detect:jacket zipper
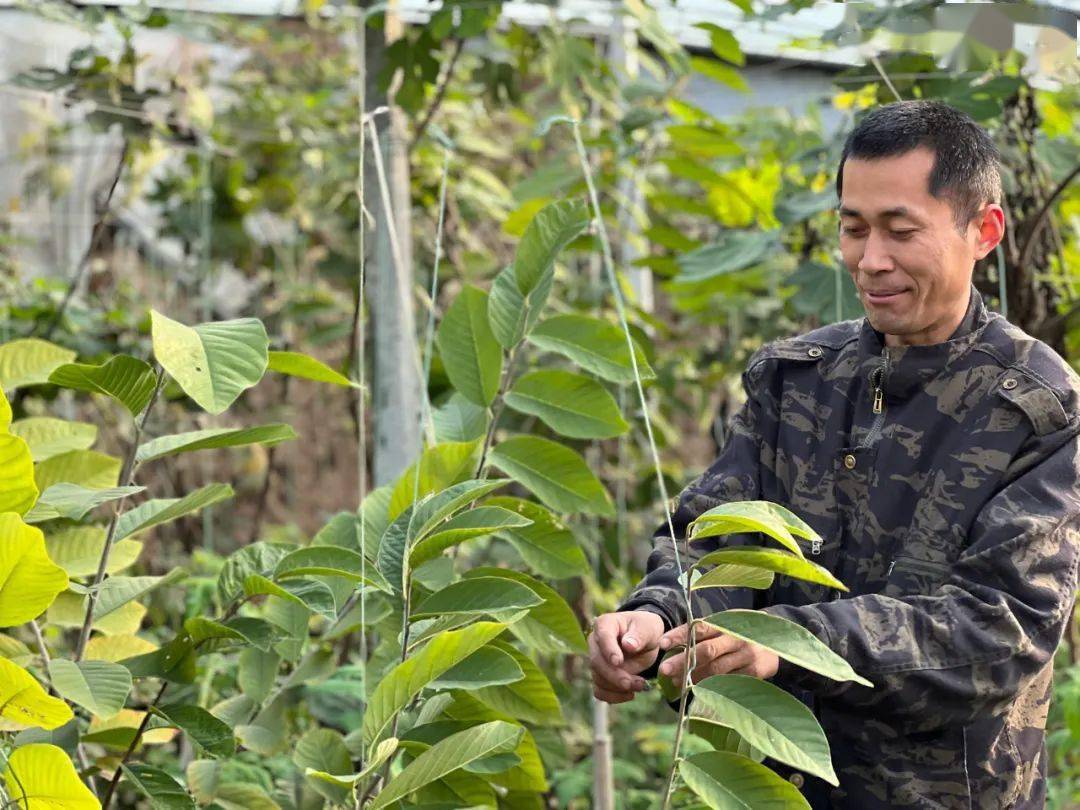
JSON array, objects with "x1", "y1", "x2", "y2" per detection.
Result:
[{"x1": 861, "y1": 346, "x2": 889, "y2": 447}]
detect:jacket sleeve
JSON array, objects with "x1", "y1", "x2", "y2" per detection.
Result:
[
  {"x1": 617, "y1": 362, "x2": 770, "y2": 640},
  {"x1": 763, "y1": 430, "x2": 1080, "y2": 732}
]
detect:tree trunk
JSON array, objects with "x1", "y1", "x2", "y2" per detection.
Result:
[{"x1": 364, "y1": 0, "x2": 423, "y2": 487}]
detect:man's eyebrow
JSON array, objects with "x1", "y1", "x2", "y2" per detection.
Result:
[{"x1": 838, "y1": 205, "x2": 921, "y2": 221}]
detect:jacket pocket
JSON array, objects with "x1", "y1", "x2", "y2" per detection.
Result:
[{"x1": 883, "y1": 554, "x2": 952, "y2": 598}]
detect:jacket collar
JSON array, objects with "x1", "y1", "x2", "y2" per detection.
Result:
[{"x1": 856, "y1": 283, "x2": 990, "y2": 402}]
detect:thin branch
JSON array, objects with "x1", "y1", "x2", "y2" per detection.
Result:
[
  {"x1": 1018, "y1": 162, "x2": 1080, "y2": 274},
  {"x1": 101, "y1": 680, "x2": 169, "y2": 808},
  {"x1": 73, "y1": 366, "x2": 166, "y2": 662},
  {"x1": 410, "y1": 37, "x2": 464, "y2": 150},
  {"x1": 37, "y1": 140, "x2": 129, "y2": 341}
]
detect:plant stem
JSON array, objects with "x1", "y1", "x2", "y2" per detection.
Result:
[
  {"x1": 474, "y1": 346, "x2": 518, "y2": 480},
  {"x1": 410, "y1": 37, "x2": 464, "y2": 151},
  {"x1": 101, "y1": 680, "x2": 169, "y2": 808},
  {"x1": 73, "y1": 366, "x2": 166, "y2": 663}
]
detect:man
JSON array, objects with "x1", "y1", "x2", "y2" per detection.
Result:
[{"x1": 589, "y1": 99, "x2": 1080, "y2": 808}]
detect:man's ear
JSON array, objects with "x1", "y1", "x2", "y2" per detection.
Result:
[{"x1": 972, "y1": 203, "x2": 1005, "y2": 261}]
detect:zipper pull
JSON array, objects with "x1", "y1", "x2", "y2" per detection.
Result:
[
  {"x1": 873, "y1": 387, "x2": 883, "y2": 414},
  {"x1": 811, "y1": 538, "x2": 821, "y2": 555},
  {"x1": 887, "y1": 560, "x2": 896, "y2": 576}
]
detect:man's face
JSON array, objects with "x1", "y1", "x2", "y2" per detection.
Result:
[{"x1": 837, "y1": 147, "x2": 1003, "y2": 346}]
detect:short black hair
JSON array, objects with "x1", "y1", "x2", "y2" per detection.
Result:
[{"x1": 836, "y1": 100, "x2": 1002, "y2": 230}]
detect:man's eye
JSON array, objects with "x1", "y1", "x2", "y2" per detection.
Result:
[
  {"x1": 841, "y1": 227, "x2": 866, "y2": 237},
  {"x1": 891, "y1": 230, "x2": 917, "y2": 238}
]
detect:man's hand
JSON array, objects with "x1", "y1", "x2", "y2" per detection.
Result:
[
  {"x1": 588, "y1": 610, "x2": 665, "y2": 704},
  {"x1": 658, "y1": 621, "x2": 779, "y2": 683}
]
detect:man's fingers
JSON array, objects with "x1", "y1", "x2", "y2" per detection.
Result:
[
  {"x1": 660, "y1": 620, "x2": 721, "y2": 651},
  {"x1": 588, "y1": 632, "x2": 648, "y2": 692},
  {"x1": 658, "y1": 635, "x2": 746, "y2": 680},
  {"x1": 591, "y1": 614, "x2": 625, "y2": 667},
  {"x1": 621, "y1": 612, "x2": 662, "y2": 655},
  {"x1": 594, "y1": 686, "x2": 634, "y2": 704},
  {"x1": 691, "y1": 645, "x2": 754, "y2": 683}
]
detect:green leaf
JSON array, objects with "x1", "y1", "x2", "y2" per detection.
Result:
[
  {"x1": 0, "y1": 513, "x2": 68, "y2": 627},
  {"x1": 9, "y1": 418, "x2": 97, "y2": 462},
  {"x1": 436, "y1": 286, "x2": 502, "y2": 407},
  {"x1": 485, "y1": 497, "x2": 588, "y2": 579},
  {"x1": 0, "y1": 658, "x2": 73, "y2": 730},
  {"x1": 488, "y1": 436, "x2": 613, "y2": 517},
  {"x1": 238, "y1": 648, "x2": 280, "y2": 704},
  {"x1": 0, "y1": 388, "x2": 10, "y2": 430},
  {"x1": 294, "y1": 728, "x2": 353, "y2": 805},
  {"x1": 2, "y1": 744, "x2": 98, "y2": 808},
  {"x1": 155, "y1": 703, "x2": 236, "y2": 757},
  {"x1": 690, "y1": 55, "x2": 749, "y2": 92},
  {"x1": 513, "y1": 199, "x2": 590, "y2": 295},
  {"x1": 679, "y1": 750, "x2": 810, "y2": 810},
  {"x1": 216, "y1": 542, "x2": 293, "y2": 605},
  {"x1": 674, "y1": 231, "x2": 776, "y2": 286},
  {"x1": 150, "y1": 310, "x2": 269, "y2": 414},
  {"x1": 47, "y1": 659, "x2": 131, "y2": 719},
  {"x1": 370, "y1": 721, "x2": 524, "y2": 810},
  {"x1": 429, "y1": 647, "x2": 525, "y2": 690},
  {"x1": 34, "y1": 449, "x2": 120, "y2": 492},
  {"x1": 242, "y1": 575, "x2": 336, "y2": 620},
  {"x1": 693, "y1": 675, "x2": 836, "y2": 784},
  {"x1": 267, "y1": 350, "x2": 359, "y2": 388},
  {"x1": 0, "y1": 434, "x2": 38, "y2": 515},
  {"x1": 689, "y1": 501, "x2": 805, "y2": 558},
  {"x1": 703, "y1": 610, "x2": 873, "y2": 687},
  {"x1": 93, "y1": 570, "x2": 186, "y2": 620},
  {"x1": 527, "y1": 314, "x2": 654, "y2": 384},
  {"x1": 432, "y1": 394, "x2": 489, "y2": 443},
  {"x1": 114, "y1": 483, "x2": 235, "y2": 542},
  {"x1": 121, "y1": 637, "x2": 196, "y2": 684},
  {"x1": 48, "y1": 355, "x2": 157, "y2": 416},
  {"x1": 275, "y1": 546, "x2": 390, "y2": 591},
  {"x1": 121, "y1": 764, "x2": 196, "y2": 810},
  {"x1": 362, "y1": 621, "x2": 506, "y2": 748},
  {"x1": 487, "y1": 264, "x2": 552, "y2": 350},
  {"x1": 504, "y1": 370, "x2": 628, "y2": 439},
  {"x1": 443, "y1": 694, "x2": 548, "y2": 792},
  {"x1": 135, "y1": 425, "x2": 296, "y2": 465},
  {"x1": 774, "y1": 188, "x2": 836, "y2": 227},
  {"x1": 378, "y1": 479, "x2": 510, "y2": 596},
  {"x1": 184, "y1": 616, "x2": 282, "y2": 652},
  {"x1": 694, "y1": 22, "x2": 745, "y2": 65},
  {"x1": 464, "y1": 567, "x2": 587, "y2": 654},
  {"x1": 23, "y1": 484, "x2": 143, "y2": 523},
  {"x1": 471, "y1": 641, "x2": 563, "y2": 726},
  {"x1": 387, "y1": 440, "x2": 483, "y2": 522},
  {"x1": 692, "y1": 564, "x2": 774, "y2": 590},
  {"x1": 694, "y1": 547, "x2": 846, "y2": 591},
  {"x1": 0, "y1": 339, "x2": 76, "y2": 390},
  {"x1": 413, "y1": 577, "x2": 543, "y2": 621},
  {"x1": 409, "y1": 507, "x2": 532, "y2": 568}
]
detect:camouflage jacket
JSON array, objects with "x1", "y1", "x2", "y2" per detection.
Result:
[{"x1": 619, "y1": 285, "x2": 1080, "y2": 809}]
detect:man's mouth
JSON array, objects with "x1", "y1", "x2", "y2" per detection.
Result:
[{"x1": 863, "y1": 289, "x2": 909, "y2": 304}]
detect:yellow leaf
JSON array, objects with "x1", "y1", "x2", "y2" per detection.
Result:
[
  {"x1": 0, "y1": 657, "x2": 72, "y2": 730},
  {"x1": 47, "y1": 593, "x2": 145, "y2": 636},
  {"x1": 0, "y1": 388, "x2": 11, "y2": 431},
  {"x1": 0, "y1": 514, "x2": 68, "y2": 627},
  {"x1": 3, "y1": 743, "x2": 99, "y2": 809},
  {"x1": 0, "y1": 433, "x2": 37, "y2": 516},
  {"x1": 88, "y1": 708, "x2": 177, "y2": 745},
  {"x1": 84, "y1": 634, "x2": 157, "y2": 663}
]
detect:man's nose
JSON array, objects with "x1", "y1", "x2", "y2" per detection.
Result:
[{"x1": 858, "y1": 229, "x2": 894, "y2": 273}]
